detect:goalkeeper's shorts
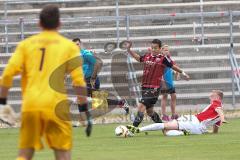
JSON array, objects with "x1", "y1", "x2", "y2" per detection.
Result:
[{"x1": 19, "y1": 111, "x2": 72, "y2": 150}]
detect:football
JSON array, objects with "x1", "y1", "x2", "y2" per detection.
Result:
[{"x1": 115, "y1": 125, "x2": 131, "y2": 138}]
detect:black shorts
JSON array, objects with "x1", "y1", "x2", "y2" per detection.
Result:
[
  {"x1": 85, "y1": 77, "x2": 101, "y2": 96},
  {"x1": 139, "y1": 87, "x2": 160, "y2": 109},
  {"x1": 160, "y1": 87, "x2": 176, "y2": 94}
]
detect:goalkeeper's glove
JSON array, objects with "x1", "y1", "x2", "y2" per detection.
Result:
[{"x1": 0, "y1": 98, "x2": 15, "y2": 127}]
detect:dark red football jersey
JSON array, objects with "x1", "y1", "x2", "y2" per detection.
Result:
[{"x1": 140, "y1": 53, "x2": 173, "y2": 88}]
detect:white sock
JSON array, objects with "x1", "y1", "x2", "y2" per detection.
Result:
[
  {"x1": 139, "y1": 123, "x2": 164, "y2": 132},
  {"x1": 165, "y1": 130, "x2": 184, "y2": 136}
]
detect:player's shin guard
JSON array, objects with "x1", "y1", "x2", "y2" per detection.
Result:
[
  {"x1": 133, "y1": 111, "x2": 144, "y2": 127},
  {"x1": 150, "y1": 112, "x2": 162, "y2": 123}
]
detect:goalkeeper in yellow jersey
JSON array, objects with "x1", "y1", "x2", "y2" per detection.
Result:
[{"x1": 0, "y1": 5, "x2": 91, "y2": 160}]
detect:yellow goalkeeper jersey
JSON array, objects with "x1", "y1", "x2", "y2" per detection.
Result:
[{"x1": 0, "y1": 30, "x2": 86, "y2": 112}]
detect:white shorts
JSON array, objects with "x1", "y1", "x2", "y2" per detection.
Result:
[{"x1": 177, "y1": 115, "x2": 204, "y2": 135}]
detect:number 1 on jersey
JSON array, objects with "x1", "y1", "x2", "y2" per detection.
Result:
[{"x1": 39, "y1": 48, "x2": 45, "y2": 71}]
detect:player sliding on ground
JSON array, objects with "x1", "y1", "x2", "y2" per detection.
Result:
[
  {"x1": 126, "y1": 39, "x2": 190, "y2": 127},
  {"x1": 127, "y1": 90, "x2": 227, "y2": 136}
]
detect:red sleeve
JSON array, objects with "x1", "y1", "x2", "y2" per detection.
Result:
[
  {"x1": 212, "y1": 100, "x2": 222, "y2": 110},
  {"x1": 167, "y1": 55, "x2": 176, "y2": 65}
]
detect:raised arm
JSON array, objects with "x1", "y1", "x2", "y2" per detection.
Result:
[{"x1": 126, "y1": 41, "x2": 141, "y2": 62}]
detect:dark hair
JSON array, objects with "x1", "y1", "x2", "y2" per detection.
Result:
[
  {"x1": 72, "y1": 38, "x2": 81, "y2": 43},
  {"x1": 151, "y1": 39, "x2": 162, "y2": 48},
  {"x1": 40, "y1": 5, "x2": 60, "y2": 29}
]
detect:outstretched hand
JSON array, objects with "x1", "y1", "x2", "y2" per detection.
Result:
[{"x1": 182, "y1": 72, "x2": 190, "y2": 81}]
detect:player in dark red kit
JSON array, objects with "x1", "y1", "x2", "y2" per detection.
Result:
[{"x1": 126, "y1": 39, "x2": 190, "y2": 127}]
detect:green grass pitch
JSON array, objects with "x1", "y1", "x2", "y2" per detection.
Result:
[{"x1": 0, "y1": 119, "x2": 240, "y2": 160}]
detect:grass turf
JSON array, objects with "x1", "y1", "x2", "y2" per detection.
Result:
[{"x1": 0, "y1": 119, "x2": 240, "y2": 160}]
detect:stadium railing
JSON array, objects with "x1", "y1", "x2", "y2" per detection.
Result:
[{"x1": 0, "y1": 9, "x2": 240, "y2": 124}]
